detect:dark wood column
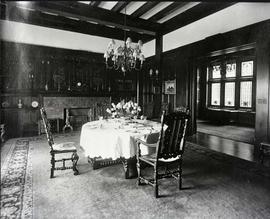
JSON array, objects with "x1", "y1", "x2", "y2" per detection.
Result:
[
  {"x1": 255, "y1": 35, "x2": 270, "y2": 151},
  {"x1": 188, "y1": 58, "x2": 197, "y2": 135},
  {"x1": 154, "y1": 33, "x2": 163, "y2": 117}
]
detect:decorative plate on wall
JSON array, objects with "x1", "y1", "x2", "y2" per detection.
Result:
[
  {"x1": 1, "y1": 101, "x2": 10, "y2": 108},
  {"x1": 31, "y1": 101, "x2": 39, "y2": 108}
]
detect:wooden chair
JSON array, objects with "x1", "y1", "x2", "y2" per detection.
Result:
[
  {"x1": 259, "y1": 142, "x2": 270, "y2": 164},
  {"x1": 136, "y1": 111, "x2": 190, "y2": 198},
  {"x1": 40, "y1": 107, "x2": 79, "y2": 178},
  {"x1": 174, "y1": 106, "x2": 189, "y2": 114}
]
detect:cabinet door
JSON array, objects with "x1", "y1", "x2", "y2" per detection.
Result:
[
  {"x1": 3, "y1": 110, "x2": 19, "y2": 138},
  {"x1": 18, "y1": 109, "x2": 39, "y2": 137}
]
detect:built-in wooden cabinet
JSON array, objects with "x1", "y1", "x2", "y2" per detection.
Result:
[
  {"x1": 1, "y1": 42, "x2": 138, "y2": 103},
  {"x1": 1, "y1": 42, "x2": 109, "y2": 96},
  {"x1": 1, "y1": 42, "x2": 139, "y2": 137},
  {"x1": 1, "y1": 108, "x2": 39, "y2": 138},
  {"x1": 139, "y1": 58, "x2": 162, "y2": 118}
]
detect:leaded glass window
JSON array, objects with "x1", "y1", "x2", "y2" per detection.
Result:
[
  {"x1": 241, "y1": 61, "x2": 253, "y2": 76},
  {"x1": 211, "y1": 83, "x2": 220, "y2": 106},
  {"x1": 226, "y1": 63, "x2": 236, "y2": 78},
  {"x1": 240, "y1": 81, "x2": 252, "y2": 107},
  {"x1": 224, "y1": 82, "x2": 235, "y2": 106},
  {"x1": 207, "y1": 56, "x2": 254, "y2": 110},
  {"x1": 212, "y1": 65, "x2": 221, "y2": 78}
]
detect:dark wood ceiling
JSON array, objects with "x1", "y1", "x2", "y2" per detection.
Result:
[{"x1": 1, "y1": 1, "x2": 235, "y2": 43}]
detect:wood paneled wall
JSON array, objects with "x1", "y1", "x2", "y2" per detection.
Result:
[
  {"x1": 1, "y1": 42, "x2": 107, "y2": 95},
  {"x1": 255, "y1": 33, "x2": 270, "y2": 144},
  {"x1": 0, "y1": 42, "x2": 138, "y2": 137}
]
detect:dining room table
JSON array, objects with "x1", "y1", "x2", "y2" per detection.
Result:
[{"x1": 79, "y1": 117, "x2": 161, "y2": 178}]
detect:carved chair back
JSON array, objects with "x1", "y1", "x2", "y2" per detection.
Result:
[
  {"x1": 156, "y1": 111, "x2": 189, "y2": 160},
  {"x1": 174, "y1": 106, "x2": 189, "y2": 114},
  {"x1": 40, "y1": 107, "x2": 54, "y2": 148}
]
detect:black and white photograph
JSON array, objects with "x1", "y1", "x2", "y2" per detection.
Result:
[{"x1": 1, "y1": 1, "x2": 270, "y2": 218}]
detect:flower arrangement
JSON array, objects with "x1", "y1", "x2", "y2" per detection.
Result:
[
  {"x1": 106, "y1": 100, "x2": 125, "y2": 118},
  {"x1": 106, "y1": 100, "x2": 141, "y2": 118},
  {"x1": 123, "y1": 100, "x2": 141, "y2": 117}
]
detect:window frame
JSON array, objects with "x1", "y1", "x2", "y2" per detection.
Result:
[
  {"x1": 239, "y1": 57, "x2": 255, "y2": 110},
  {"x1": 207, "y1": 55, "x2": 255, "y2": 111}
]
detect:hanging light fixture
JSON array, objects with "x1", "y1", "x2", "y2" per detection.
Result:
[{"x1": 104, "y1": 6, "x2": 145, "y2": 73}]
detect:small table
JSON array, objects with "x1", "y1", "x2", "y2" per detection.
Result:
[
  {"x1": 259, "y1": 142, "x2": 270, "y2": 164},
  {"x1": 80, "y1": 118, "x2": 161, "y2": 178}
]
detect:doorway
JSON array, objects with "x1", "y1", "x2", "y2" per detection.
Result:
[{"x1": 195, "y1": 58, "x2": 255, "y2": 145}]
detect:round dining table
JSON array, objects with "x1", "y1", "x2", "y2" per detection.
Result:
[{"x1": 79, "y1": 118, "x2": 161, "y2": 178}]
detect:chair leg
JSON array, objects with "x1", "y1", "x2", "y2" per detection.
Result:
[
  {"x1": 178, "y1": 158, "x2": 182, "y2": 190},
  {"x1": 123, "y1": 159, "x2": 129, "y2": 179},
  {"x1": 50, "y1": 152, "x2": 55, "y2": 178},
  {"x1": 154, "y1": 166, "x2": 159, "y2": 198},
  {"x1": 72, "y1": 152, "x2": 79, "y2": 175},
  {"x1": 137, "y1": 158, "x2": 141, "y2": 185},
  {"x1": 259, "y1": 145, "x2": 264, "y2": 164}
]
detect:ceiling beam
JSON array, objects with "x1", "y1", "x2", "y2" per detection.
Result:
[
  {"x1": 111, "y1": 1, "x2": 129, "y2": 12},
  {"x1": 161, "y1": 2, "x2": 236, "y2": 35},
  {"x1": 148, "y1": 2, "x2": 188, "y2": 22},
  {"x1": 89, "y1": 1, "x2": 100, "y2": 7},
  {"x1": 8, "y1": 1, "x2": 160, "y2": 36},
  {"x1": 1, "y1": 4, "x2": 154, "y2": 43},
  {"x1": 131, "y1": 2, "x2": 159, "y2": 18}
]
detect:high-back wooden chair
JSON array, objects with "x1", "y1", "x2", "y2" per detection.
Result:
[
  {"x1": 40, "y1": 107, "x2": 79, "y2": 178},
  {"x1": 136, "y1": 111, "x2": 190, "y2": 198}
]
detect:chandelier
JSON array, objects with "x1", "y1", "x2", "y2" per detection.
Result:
[{"x1": 104, "y1": 7, "x2": 145, "y2": 73}]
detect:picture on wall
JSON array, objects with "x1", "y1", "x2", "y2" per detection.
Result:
[{"x1": 164, "y1": 80, "x2": 176, "y2": 94}]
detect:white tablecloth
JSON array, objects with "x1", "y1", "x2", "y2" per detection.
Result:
[{"x1": 79, "y1": 118, "x2": 161, "y2": 159}]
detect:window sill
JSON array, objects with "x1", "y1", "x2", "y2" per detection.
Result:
[{"x1": 207, "y1": 107, "x2": 255, "y2": 113}]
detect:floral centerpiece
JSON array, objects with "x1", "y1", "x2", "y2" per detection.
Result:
[
  {"x1": 123, "y1": 100, "x2": 141, "y2": 118},
  {"x1": 106, "y1": 100, "x2": 141, "y2": 118}
]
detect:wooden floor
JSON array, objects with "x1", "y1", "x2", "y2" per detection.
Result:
[
  {"x1": 187, "y1": 132, "x2": 257, "y2": 163},
  {"x1": 196, "y1": 119, "x2": 255, "y2": 144}
]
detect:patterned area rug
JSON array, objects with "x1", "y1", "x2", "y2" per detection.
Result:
[
  {"x1": 1, "y1": 132, "x2": 270, "y2": 218},
  {"x1": 0, "y1": 132, "x2": 79, "y2": 219},
  {"x1": 1, "y1": 139, "x2": 33, "y2": 218}
]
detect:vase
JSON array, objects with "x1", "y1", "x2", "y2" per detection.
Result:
[{"x1": 18, "y1": 99, "x2": 23, "y2": 109}]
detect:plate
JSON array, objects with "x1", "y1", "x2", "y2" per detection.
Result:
[
  {"x1": 31, "y1": 101, "x2": 39, "y2": 108},
  {"x1": 1, "y1": 101, "x2": 9, "y2": 108}
]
